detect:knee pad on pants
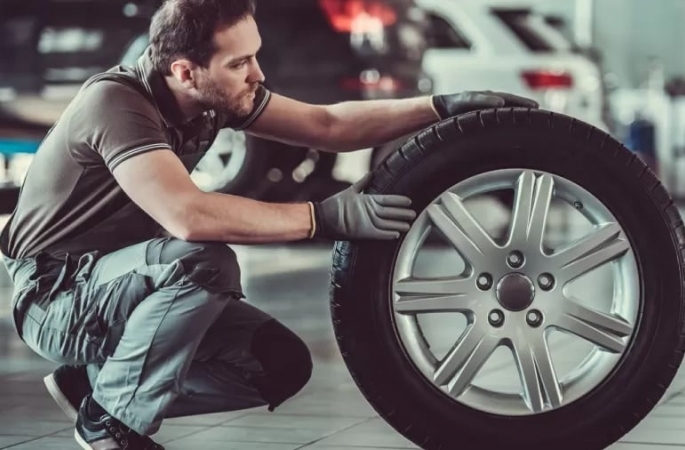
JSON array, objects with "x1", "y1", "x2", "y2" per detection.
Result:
[
  {"x1": 250, "y1": 319, "x2": 313, "y2": 410},
  {"x1": 147, "y1": 238, "x2": 242, "y2": 295}
]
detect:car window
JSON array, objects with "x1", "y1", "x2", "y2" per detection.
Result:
[
  {"x1": 424, "y1": 11, "x2": 471, "y2": 49},
  {"x1": 543, "y1": 14, "x2": 580, "y2": 50},
  {"x1": 491, "y1": 8, "x2": 559, "y2": 52}
]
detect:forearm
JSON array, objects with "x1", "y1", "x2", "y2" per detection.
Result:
[
  {"x1": 325, "y1": 96, "x2": 439, "y2": 152},
  {"x1": 179, "y1": 191, "x2": 313, "y2": 244}
]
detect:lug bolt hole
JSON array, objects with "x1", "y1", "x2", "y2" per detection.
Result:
[
  {"x1": 489, "y1": 309, "x2": 505, "y2": 327},
  {"x1": 538, "y1": 273, "x2": 555, "y2": 291},
  {"x1": 527, "y1": 310, "x2": 543, "y2": 327},
  {"x1": 507, "y1": 251, "x2": 524, "y2": 268},
  {"x1": 476, "y1": 273, "x2": 493, "y2": 290}
]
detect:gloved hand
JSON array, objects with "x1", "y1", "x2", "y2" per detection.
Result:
[
  {"x1": 310, "y1": 174, "x2": 416, "y2": 240},
  {"x1": 431, "y1": 91, "x2": 539, "y2": 120}
]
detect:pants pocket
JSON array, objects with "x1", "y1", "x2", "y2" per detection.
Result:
[{"x1": 25, "y1": 303, "x2": 47, "y2": 325}]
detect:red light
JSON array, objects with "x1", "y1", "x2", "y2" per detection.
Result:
[
  {"x1": 521, "y1": 70, "x2": 574, "y2": 90},
  {"x1": 319, "y1": 0, "x2": 397, "y2": 33}
]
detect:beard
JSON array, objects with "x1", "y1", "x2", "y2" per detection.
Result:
[{"x1": 195, "y1": 75, "x2": 257, "y2": 120}]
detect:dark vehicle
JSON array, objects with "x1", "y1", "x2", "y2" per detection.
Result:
[
  {"x1": 0, "y1": 0, "x2": 157, "y2": 127},
  {"x1": 0, "y1": 0, "x2": 432, "y2": 202}
]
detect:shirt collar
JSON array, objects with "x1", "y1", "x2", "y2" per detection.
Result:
[{"x1": 134, "y1": 46, "x2": 193, "y2": 128}]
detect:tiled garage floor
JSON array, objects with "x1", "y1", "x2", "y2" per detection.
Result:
[{"x1": 2, "y1": 201, "x2": 685, "y2": 449}]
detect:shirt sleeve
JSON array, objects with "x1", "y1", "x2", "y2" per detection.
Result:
[
  {"x1": 220, "y1": 84, "x2": 272, "y2": 130},
  {"x1": 69, "y1": 80, "x2": 172, "y2": 172}
]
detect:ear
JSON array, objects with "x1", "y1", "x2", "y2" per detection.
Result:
[{"x1": 169, "y1": 59, "x2": 197, "y2": 89}]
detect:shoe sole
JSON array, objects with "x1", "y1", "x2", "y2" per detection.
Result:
[
  {"x1": 44, "y1": 373, "x2": 79, "y2": 423},
  {"x1": 74, "y1": 428, "x2": 93, "y2": 450}
]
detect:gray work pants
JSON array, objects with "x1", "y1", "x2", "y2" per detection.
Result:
[{"x1": 4, "y1": 237, "x2": 312, "y2": 436}]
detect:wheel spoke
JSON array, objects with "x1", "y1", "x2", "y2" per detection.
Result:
[
  {"x1": 554, "y1": 301, "x2": 632, "y2": 353},
  {"x1": 196, "y1": 152, "x2": 224, "y2": 174},
  {"x1": 394, "y1": 277, "x2": 477, "y2": 314},
  {"x1": 551, "y1": 222, "x2": 629, "y2": 282},
  {"x1": 507, "y1": 171, "x2": 554, "y2": 250},
  {"x1": 395, "y1": 277, "x2": 475, "y2": 296},
  {"x1": 527, "y1": 174, "x2": 555, "y2": 250},
  {"x1": 508, "y1": 171, "x2": 536, "y2": 244},
  {"x1": 433, "y1": 326, "x2": 499, "y2": 396},
  {"x1": 427, "y1": 192, "x2": 496, "y2": 267},
  {"x1": 512, "y1": 335, "x2": 562, "y2": 413},
  {"x1": 554, "y1": 226, "x2": 629, "y2": 283}
]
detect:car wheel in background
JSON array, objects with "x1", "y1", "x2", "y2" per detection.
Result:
[{"x1": 191, "y1": 129, "x2": 334, "y2": 202}]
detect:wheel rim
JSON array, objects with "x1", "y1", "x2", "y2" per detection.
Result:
[
  {"x1": 391, "y1": 168, "x2": 640, "y2": 416},
  {"x1": 191, "y1": 129, "x2": 248, "y2": 192}
]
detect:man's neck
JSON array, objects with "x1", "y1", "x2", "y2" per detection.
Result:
[{"x1": 164, "y1": 75, "x2": 206, "y2": 124}]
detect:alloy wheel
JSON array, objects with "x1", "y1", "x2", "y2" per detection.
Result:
[{"x1": 391, "y1": 168, "x2": 640, "y2": 416}]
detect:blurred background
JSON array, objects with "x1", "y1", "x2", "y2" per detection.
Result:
[{"x1": 2, "y1": 0, "x2": 685, "y2": 210}]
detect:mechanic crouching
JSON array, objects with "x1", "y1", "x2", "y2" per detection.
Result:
[{"x1": 0, "y1": 1, "x2": 538, "y2": 448}]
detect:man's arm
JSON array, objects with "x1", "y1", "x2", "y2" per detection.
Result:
[
  {"x1": 113, "y1": 149, "x2": 416, "y2": 243},
  {"x1": 247, "y1": 93, "x2": 437, "y2": 153},
  {"x1": 112, "y1": 149, "x2": 313, "y2": 243},
  {"x1": 245, "y1": 91, "x2": 539, "y2": 153}
]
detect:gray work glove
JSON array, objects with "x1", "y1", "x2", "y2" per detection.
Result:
[
  {"x1": 431, "y1": 91, "x2": 539, "y2": 119},
  {"x1": 311, "y1": 174, "x2": 416, "y2": 240}
]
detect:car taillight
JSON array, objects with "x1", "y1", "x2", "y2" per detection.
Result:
[
  {"x1": 319, "y1": 0, "x2": 397, "y2": 33},
  {"x1": 521, "y1": 70, "x2": 574, "y2": 90}
]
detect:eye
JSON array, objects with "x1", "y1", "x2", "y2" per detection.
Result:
[{"x1": 232, "y1": 60, "x2": 248, "y2": 69}]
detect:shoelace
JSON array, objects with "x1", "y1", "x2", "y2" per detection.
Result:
[{"x1": 103, "y1": 419, "x2": 133, "y2": 449}]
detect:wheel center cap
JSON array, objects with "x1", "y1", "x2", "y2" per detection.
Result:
[{"x1": 496, "y1": 273, "x2": 535, "y2": 312}]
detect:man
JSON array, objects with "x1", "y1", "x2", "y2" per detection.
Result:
[{"x1": 0, "y1": 0, "x2": 538, "y2": 449}]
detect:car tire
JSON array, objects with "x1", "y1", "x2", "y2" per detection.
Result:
[
  {"x1": 370, "y1": 134, "x2": 416, "y2": 170},
  {"x1": 212, "y1": 135, "x2": 301, "y2": 198},
  {"x1": 329, "y1": 108, "x2": 685, "y2": 449},
  {"x1": 191, "y1": 130, "x2": 264, "y2": 195}
]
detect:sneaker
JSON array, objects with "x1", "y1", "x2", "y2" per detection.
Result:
[
  {"x1": 44, "y1": 365, "x2": 92, "y2": 423},
  {"x1": 74, "y1": 396, "x2": 164, "y2": 450}
]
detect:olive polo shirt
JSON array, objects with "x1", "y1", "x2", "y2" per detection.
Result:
[{"x1": 0, "y1": 47, "x2": 272, "y2": 260}]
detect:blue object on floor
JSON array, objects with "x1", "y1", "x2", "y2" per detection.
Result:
[{"x1": 626, "y1": 117, "x2": 656, "y2": 159}]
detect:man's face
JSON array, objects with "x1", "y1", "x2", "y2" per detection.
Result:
[{"x1": 193, "y1": 15, "x2": 265, "y2": 119}]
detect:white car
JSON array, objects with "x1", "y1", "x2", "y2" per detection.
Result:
[{"x1": 419, "y1": 0, "x2": 607, "y2": 129}]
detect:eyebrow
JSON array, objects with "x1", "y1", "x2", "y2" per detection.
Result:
[{"x1": 226, "y1": 45, "x2": 262, "y2": 65}]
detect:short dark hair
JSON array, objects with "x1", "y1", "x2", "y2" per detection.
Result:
[{"x1": 149, "y1": 0, "x2": 257, "y2": 75}]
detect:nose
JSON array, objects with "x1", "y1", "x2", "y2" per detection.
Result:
[{"x1": 249, "y1": 59, "x2": 266, "y2": 84}]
